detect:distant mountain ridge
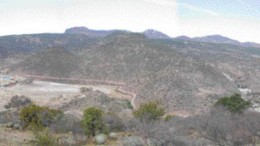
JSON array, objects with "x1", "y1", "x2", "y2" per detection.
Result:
[
  {"x1": 174, "y1": 35, "x2": 260, "y2": 48},
  {"x1": 0, "y1": 27, "x2": 259, "y2": 58},
  {"x1": 65, "y1": 26, "x2": 260, "y2": 47},
  {"x1": 194, "y1": 35, "x2": 240, "y2": 45},
  {"x1": 65, "y1": 27, "x2": 123, "y2": 38},
  {"x1": 65, "y1": 27, "x2": 170, "y2": 39},
  {"x1": 174, "y1": 36, "x2": 192, "y2": 41}
]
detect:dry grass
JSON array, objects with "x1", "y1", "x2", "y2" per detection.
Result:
[{"x1": 0, "y1": 127, "x2": 33, "y2": 146}]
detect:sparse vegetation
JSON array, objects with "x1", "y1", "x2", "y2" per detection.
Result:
[
  {"x1": 0, "y1": 93, "x2": 259, "y2": 145},
  {"x1": 1, "y1": 27, "x2": 260, "y2": 146},
  {"x1": 193, "y1": 107, "x2": 260, "y2": 146},
  {"x1": 104, "y1": 112, "x2": 125, "y2": 132},
  {"x1": 32, "y1": 128, "x2": 57, "y2": 146},
  {"x1": 49, "y1": 113, "x2": 83, "y2": 134},
  {"x1": 129, "y1": 100, "x2": 260, "y2": 146},
  {"x1": 4, "y1": 95, "x2": 32, "y2": 109}
]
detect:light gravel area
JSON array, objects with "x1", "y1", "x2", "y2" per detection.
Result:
[{"x1": 0, "y1": 80, "x2": 125, "y2": 110}]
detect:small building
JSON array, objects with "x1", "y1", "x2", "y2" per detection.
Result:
[
  {"x1": 0, "y1": 74, "x2": 16, "y2": 87},
  {"x1": 238, "y1": 88, "x2": 252, "y2": 94}
]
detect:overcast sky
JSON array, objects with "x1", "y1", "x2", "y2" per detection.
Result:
[{"x1": 0, "y1": 0, "x2": 260, "y2": 43}]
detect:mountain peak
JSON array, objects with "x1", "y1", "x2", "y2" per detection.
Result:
[
  {"x1": 174, "y1": 35, "x2": 192, "y2": 41},
  {"x1": 65, "y1": 27, "x2": 117, "y2": 38},
  {"x1": 193, "y1": 34, "x2": 240, "y2": 45},
  {"x1": 143, "y1": 29, "x2": 170, "y2": 39},
  {"x1": 65, "y1": 26, "x2": 89, "y2": 34}
]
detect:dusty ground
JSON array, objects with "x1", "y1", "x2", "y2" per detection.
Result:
[
  {"x1": 0, "y1": 78, "x2": 203, "y2": 117},
  {"x1": 0, "y1": 126, "x2": 126, "y2": 146},
  {"x1": 0, "y1": 80, "x2": 132, "y2": 111},
  {"x1": 0, "y1": 127, "x2": 33, "y2": 146}
]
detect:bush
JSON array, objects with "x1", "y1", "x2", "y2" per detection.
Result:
[
  {"x1": 133, "y1": 100, "x2": 165, "y2": 121},
  {"x1": 193, "y1": 108, "x2": 260, "y2": 146},
  {"x1": 4, "y1": 95, "x2": 32, "y2": 109},
  {"x1": 49, "y1": 113, "x2": 83, "y2": 134},
  {"x1": 128, "y1": 117, "x2": 204, "y2": 146},
  {"x1": 20, "y1": 104, "x2": 62, "y2": 129},
  {"x1": 33, "y1": 128, "x2": 57, "y2": 146},
  {"x1": 104, "y1": 112, "x2": 125, "y2": 132},
  {"x1": 79, "y1": 87, "x2": 93, "y2": 93},
  {"x1": 215, "y1": 93, "x2": 251, "y2": 113},
  {"x1": 81, "y1": 107, "x2": 107, "y2": 137},
  {"x1": 164, "y1": 115, "x2": 174, "y2": 122},
  {"x1": 126, "y1": 100, "x2": 133, "y2": 110}
]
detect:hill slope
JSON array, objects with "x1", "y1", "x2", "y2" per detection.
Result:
[
  {"x1": 11, "y1": 48, "x2": 83, "y2": 78},
  {"x1": 0, "y1": 33, "x2": 98, "y2": 56},
  {"x1": 9, "y1": 32, "x2": 254, "y2": 113},
  {"x1": 77, "y1": 32, "x2": 235, "y2": 112}
]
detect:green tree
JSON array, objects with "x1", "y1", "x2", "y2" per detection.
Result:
[
  {"x1": 133, "y1": 100, "x2": 165, "y2": 121},
  {"x1": 215, "y1": 93, "x2": 251, "y2": 113},
  {"x1": 81, "y1": 107, "x2": 107, "y2": 137},
  {"x1": 20, "y1": 104, "x2": 62, "y2": 129}
]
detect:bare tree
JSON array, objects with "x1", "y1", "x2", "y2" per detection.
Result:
[{"x1": 193, "y1": 107, "x2": 260, "y2": 146}]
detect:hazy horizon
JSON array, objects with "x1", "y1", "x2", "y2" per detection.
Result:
[{"x1": 0, "y1": 0, "x2": 260, "y2": 43}]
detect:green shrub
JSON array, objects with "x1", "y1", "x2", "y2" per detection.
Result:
[
  {"x1": 20, "y1": 104, "x2": 62, "y2": 129},
  {"x1": 133, "y1": 100, "x2": 165, "y2": 121},
  {"x1": 215, "y1": 93, "x2": 251, "y2": 113},
  {"x1": 164, "y1": 115, "x2": 174, "y2": 122},
  {"x1": 126, "y1": 100, "x2": 134, "y2": 110},
  {"x1": 81, "y1": 107, "x2": 107, "y2": 137},
  {"x1": 33, "y1": 128, "x2": 57, "y2": 146}
]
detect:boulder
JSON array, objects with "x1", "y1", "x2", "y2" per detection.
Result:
[
  {"x1": 13, "y1": 123, "x2": 21, "y2": 130},
  {"x1": 257, "y1": 131, "x2": 260, "y2": 136},
  {"x1": 6, "y1": 122, "x2": 14, "y2": 128},
  {"x1": 94, "y1": 134, "x2": 108, "y2": 145},
  {"x1": 109, "y1": 132, "x2": 118, "y2": 139},
  {"x1": 119, "y1": 136, "x2": 145, "y2": 146}
]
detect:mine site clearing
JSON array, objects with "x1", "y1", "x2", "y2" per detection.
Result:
[
  {"x1": 0, "y1": 74, "x2": 133, "y2": 111},
  {"x1": 5, "y1": 80, "x2": 117, "y2": 95},
  {"x1": 1, "y1": 73, "x2": 259, "y2": 116}
]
